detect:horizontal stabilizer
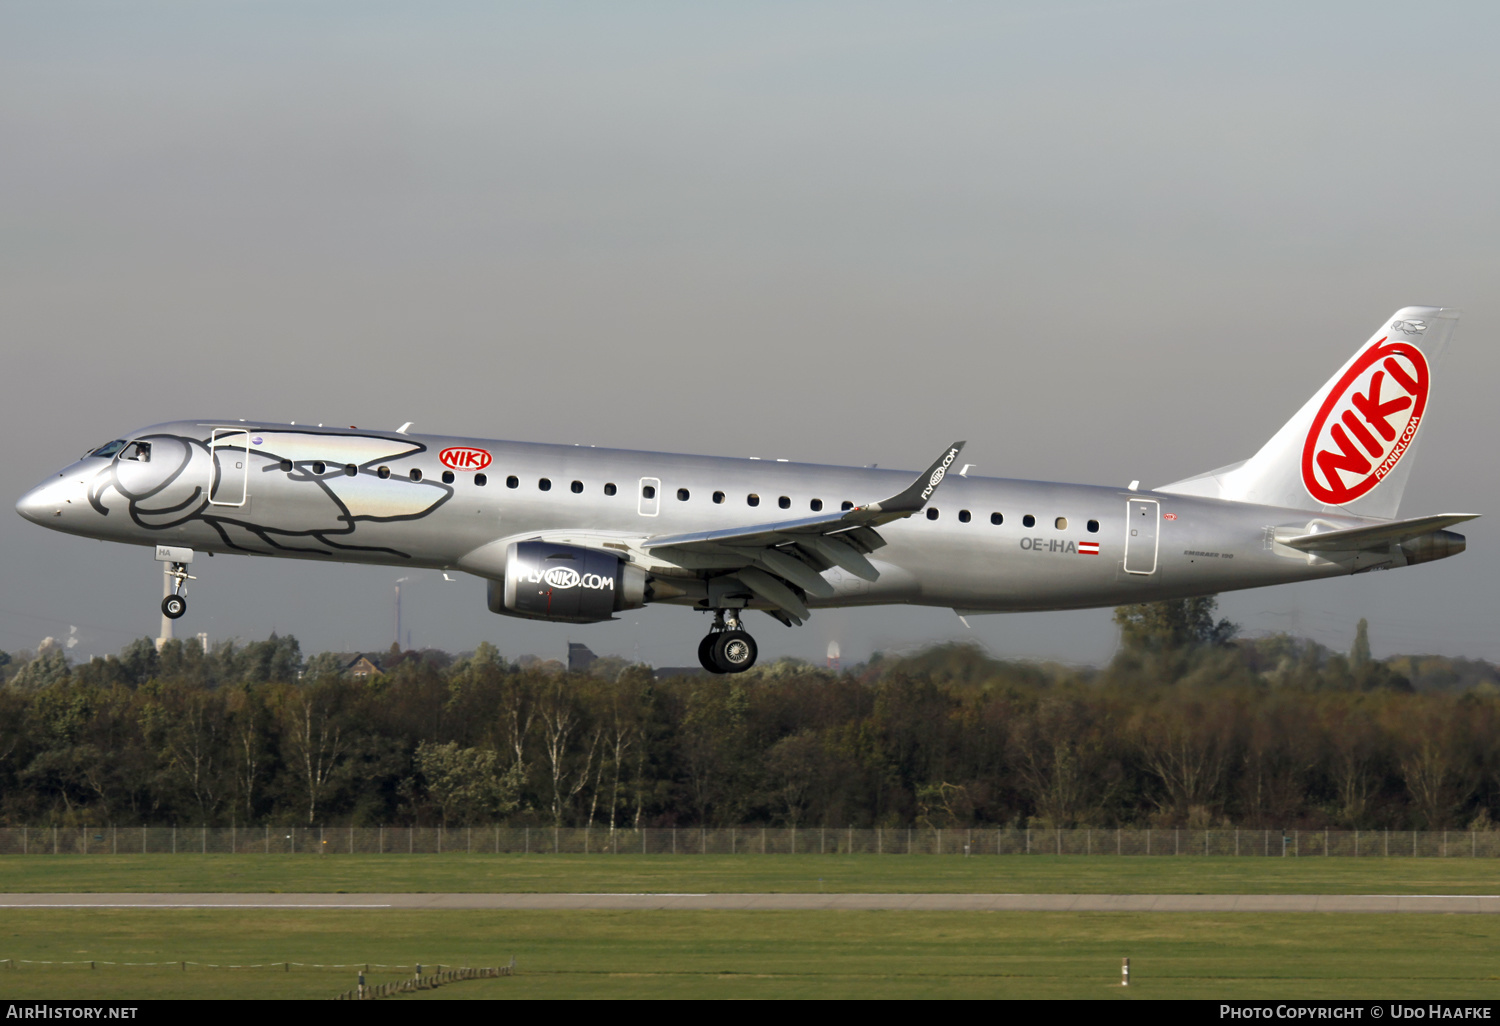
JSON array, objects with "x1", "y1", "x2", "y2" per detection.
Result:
[{"x1": 1281, "y1": 513, "x2": 1479, "y2": 552}]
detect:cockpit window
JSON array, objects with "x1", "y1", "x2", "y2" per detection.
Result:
[
  {"x1": 121, "y1": 441, "x2": 152, "y2": 463},
  {"x1": 86, "y1": 439, "x2": 127, "y2": 459}
]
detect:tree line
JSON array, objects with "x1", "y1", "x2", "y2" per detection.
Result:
[{"x1": 1, "y1": 598, "x2": 1498, "y2": 830}]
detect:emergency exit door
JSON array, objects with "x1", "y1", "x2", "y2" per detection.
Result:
[
  {"x1": 1124, "y1": 498, "x2": 1159, "y2": 574},
  {"x1": 638, "y1": 477, "x2": 661, "y2": 517},
  {"x1": 209, "y1": 428, "x2": 249, "y2": 506}
]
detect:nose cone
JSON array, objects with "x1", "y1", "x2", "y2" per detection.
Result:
[{"x1": 16, "y1": 475, "x2": 74, "y2": 526}]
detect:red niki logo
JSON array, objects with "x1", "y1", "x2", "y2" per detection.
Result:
[
  {"x1": 439, "y1": 446, "x2": 492, "y2": 471},
  {"x1": 1301, "y1": 339, "x2": 1430, "y2": 505}
]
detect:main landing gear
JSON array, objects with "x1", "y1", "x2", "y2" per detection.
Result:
[
  {"x1": 698, "y1": 611, "x2": 758, "y2": 675},
  {"x1": 161, "y1": 561, "x2": 194, "y2": 620}
]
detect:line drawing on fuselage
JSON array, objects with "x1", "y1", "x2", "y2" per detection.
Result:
[
  {"x1": 17, "y1": 306, "x2": 1479, "y2": 675},
  {"x1": 84, "y1": 429, "x2": 452, "y2": 559}
]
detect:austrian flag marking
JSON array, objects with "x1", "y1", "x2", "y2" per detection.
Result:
[
  {"x1": 1301, "y1": 339, "x2": 1430, "y2": 505},
  {"x1": 439, "y1": 446, "x2": 492, "y2": 471},
  {"x1": 1078, "y1": 541, "x2": 1100, "y2": 555}
]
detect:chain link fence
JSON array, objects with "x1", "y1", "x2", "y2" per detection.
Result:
[{"x1": 1, "y1": 825, "x2": 1498, "y2": 856}]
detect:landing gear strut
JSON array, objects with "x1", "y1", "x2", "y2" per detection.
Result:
[
  {"x1": 698, "y1": 610, "x2": 758, "y2": 675},
  {"x1": 161, "y1": 561, "x2": 194, "y2": 620}
]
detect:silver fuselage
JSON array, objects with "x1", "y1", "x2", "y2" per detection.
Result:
[{"x1": 17, "y1": 420, "x2": 1431, "y2": 616}]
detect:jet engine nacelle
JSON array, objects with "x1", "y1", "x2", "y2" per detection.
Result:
[
  {"x1": 1399, "y1": 529, "x2": 1467, "y2": 566},
  {"x1": 487, "y1": 540, "x2": 647, "y2": 624}
]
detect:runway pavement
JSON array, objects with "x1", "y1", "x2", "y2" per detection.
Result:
[{"x1": 3, "y1": 892, "x2": 1499, "y2": 912}]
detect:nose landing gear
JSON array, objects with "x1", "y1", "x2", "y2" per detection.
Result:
[{"x1": 698, "y1": 610, "x2": 758, "y2": 675}]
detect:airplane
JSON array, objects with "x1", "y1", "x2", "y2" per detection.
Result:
[{"x1": 16, "y1": 306, "x2": 1477, "y2": 674}]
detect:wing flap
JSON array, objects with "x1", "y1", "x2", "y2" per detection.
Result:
[
  {"x1": 735, "y1": 567, "x2": 811, "y2": 621},
  {"x1": 797, "y1": 535, "x2": 879, "y2": 581},
  {"x1": 754, "y1": 547, "x2": 836, "y2": 599}
]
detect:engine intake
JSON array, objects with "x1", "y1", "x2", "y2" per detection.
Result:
[{"x1": 487, "y1": 541, "x2": 646, "y2": 623}]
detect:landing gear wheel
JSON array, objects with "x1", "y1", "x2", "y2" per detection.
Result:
[
  {"x1": 712, "y1": 630, "x2": 757, "y2": 674},
  {"x1": 698, "y1": 633, "x2": 720, "y2": 673},
  {"x1": 161, "y1": 594, "x2": 187, "y2": 620}
]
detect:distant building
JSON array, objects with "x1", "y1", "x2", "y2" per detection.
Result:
[
  {"x1": 344, "y1": 656, "x2": 383, "y2": 680},
  {"x1": 568, "y1": 643, "x2": 598, "y2": 674}
]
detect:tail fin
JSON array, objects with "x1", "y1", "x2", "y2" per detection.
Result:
[{"x1": 1158, "y1": 306, "x2": 1459, "y2": 518}]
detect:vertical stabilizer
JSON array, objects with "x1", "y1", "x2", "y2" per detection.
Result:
[{"x1": 1158, "y1": 306, "x2": 1458, "y2": 518}]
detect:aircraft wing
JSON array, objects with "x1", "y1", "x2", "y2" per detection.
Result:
[
  {"x1": 641, "y1": 441, "x2": 965, "y2": 624},
  {"x1": 1281, "y1": 513, "x2": 1480, "y2": 553}
]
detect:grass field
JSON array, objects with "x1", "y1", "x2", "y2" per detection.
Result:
[
  {"x1": 2, "y1": 853, "x2": 1499, "y2": 895},
  {"x1": 0, "y1": 908, "x2": 1497, "y2": 999},
  {"x1": 6, "y1": 857, "x2": 1499, "y2": 999}
]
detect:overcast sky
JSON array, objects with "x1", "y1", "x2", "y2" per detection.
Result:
[{"x1": 3, "y1": 1, "x2": 1497, "y2": 667}]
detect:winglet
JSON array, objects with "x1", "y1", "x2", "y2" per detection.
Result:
[{"x1": 864, "y1": 441, "x2": 966, "y2": 515}]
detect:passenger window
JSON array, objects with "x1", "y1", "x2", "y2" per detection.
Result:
[
  {"x1": 747, "y1": 494, "x2": 760, "y2": 507},
  {"x1": 506, "y1": 475, "x2": 519, "y2": 488},
  {"x1": 604, "y1": 482, "x2": 617, "y2": 496},
  {"x1": 778, "y1": 496, "x2": 790, "y2": 509},
  {"x1": 642, "y1": 484, "x2": 656, "y2": 499},
  {"x1": 345, "y1": 464, "x2": 357, "y2": 477},
  {"x1": 313, "y1": 461, "x2": 326, "y2": 475},
  {"x1": 958, "y1": 509, "x2": 971, "y2": 523},
  {"x1": 1022, "y1": 514, "x2": 1035, "y2": 528},
  {"x1": 677, "y1": 488, "x2": 690, "y2": 501},
  {"x1": 475, "y1": 473, "x2": 487, "y2": 486},
  {"x1": 410, "y1": 469, "x2": 423, "y2": 482},
  {"x1": 841, "y1": 501, "x2": 854, "y2": 511},
  {"x1": 991, "y1": 513, "x2": 1003, "y2": 525},
  {"x1": 376, "y1": 466, "x2": 390, "y2": 479},
  {"x1": 571, "y1": 480, "x2": 583, "y2": 493},
  {"x1": 539, "y1": 478, "x2": 551, "y2": 491},
  {"x1": 280, "y1": 460, "x2": 292, "y2": 472},
  {"x1": 712, "y1": 491, "x2": 725, "y2": 504},
  {"x1": 1055, "y1": 516, "x2": 1067, "y2": 530},
  {"x1": 442, "y1": 471, "x2": 455, "y2": 484},
  {"x1": 810, "y1": 498, "x2": 823, "y2": 512},
  {"x1": 1087, "y1": 519, "x2": 1100, "y2": 533},
  {"x1": 926, "y1": 508, "x2": 939, "y2": 521}
]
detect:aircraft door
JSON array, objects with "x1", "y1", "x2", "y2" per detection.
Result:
[
  {"x1": 638, "y1": 477, "x2": 660, "y2": 517},
  {"x1": 209, "y1": 428, "x2": 250, "y2": 506},
  {"x1": 1123, "y1": 498, "x2": 1159, "y2": 574}
]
